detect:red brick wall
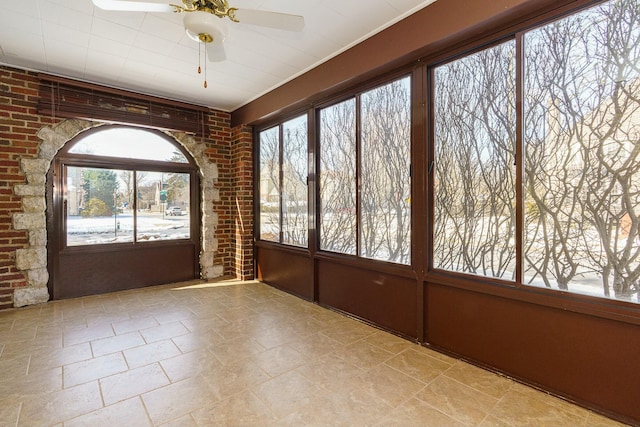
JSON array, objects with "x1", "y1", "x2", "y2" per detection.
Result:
[
  {"x1": 231, "y1": 125, "x2": 254, "y2": 279},
  {"x1": 205, "y1": 109, "x2": 233, "y2": 273},
  {"x1": 0, "y1": 67, "x2": 51, "y2": 309},
  {"x1": 0, "y1": 65, "x2": 253, "y2": 308}
]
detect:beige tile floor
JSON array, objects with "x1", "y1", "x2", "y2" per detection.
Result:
[{"x1": 0, "y1": 279, "x2": 628, "y2": 427}]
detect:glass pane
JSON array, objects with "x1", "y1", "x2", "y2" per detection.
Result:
[
  {"x1": 360, "y1": 77, "x2": 411, "y2": 264},
  {"x1": 282, "y1": 115, "x2": 308, "y2": 247},
  {"x1": 524, "y1": 0, "x2": 640, "y2": 302},
  {"x1": 69, "y1": 127, "x2": 188, "y2": 163},
  {"x1": 433, "y1": 41, "x2": 517, "y2": 279},
  {"x1": 66, "y1": 166, "x2": 134, "y2": 246},
  {"x1": 319, "y1": 99, "x2": 357, "y2": 255},
  {"x1": 259, "y1": 127, "x2": 280, "y2": 242},
  {"x1": 136, "y1": 171, "x2": 191, "y2": 242}
]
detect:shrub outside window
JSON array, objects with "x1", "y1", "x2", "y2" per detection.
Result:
[
  {"x1": 432, "y1": 0, "x2": 639, "y2": 303},
  {"x1": 433, "y1": 42, "x2": 517, "y2": 279},
  {"x1": 258, "y1": 115, "x2": 309, "y2": 247},
  {"x1": 258, "y1": 126, "x2": 281, "y2": 242},
  {"x1": 523, "y1": 0, "x2": 640, "y2": 301},
  {"x1": 319, "y1": 77, "x2": 412, "y2": 264},
  {"x1": 319, "y1": 99, "x2": 357, "y2": 255},
  {"x1": 282, "y1": 116, "x2": 309, "y2": 247},
  {"x1": 360, "y1": 78, "x2": 412, "y2": 264}
]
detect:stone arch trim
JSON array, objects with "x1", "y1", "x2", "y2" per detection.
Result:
[{"x1": 12, "y1": 119, "x2": 222, "y2": 307}]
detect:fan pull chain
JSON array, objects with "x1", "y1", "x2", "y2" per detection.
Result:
[
  {"x1": 204, "y1": 43, "x2": 208, "y2": 88},
  {"x1": 195, "y1": 37, "x2": 208, "y2": 88},
  {"x1": 197, "y1": 42, "x2": 202, "y2": 74}
]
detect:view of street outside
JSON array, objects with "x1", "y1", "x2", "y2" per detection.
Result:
[{"x1": 63, "y1": 128, "x2": 193, "y2": 247}]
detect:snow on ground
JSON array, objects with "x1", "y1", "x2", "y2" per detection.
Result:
[{"x1": 67, "y1": 211, "x2": 189, "y2": 245}]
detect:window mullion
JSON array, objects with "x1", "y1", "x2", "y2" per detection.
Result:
[
  {"x1": 133, "y1": 170, "x2": 138, "y2": 244},
  {"x1": 278, "y1": 124, "x2": 284, "y2": 243},
  {"x1": 515, "y1": 32, "x2": 524, "y2": 286},
  {"x1": 355, "y1": 95, "x2": 362, "y2": 258}
]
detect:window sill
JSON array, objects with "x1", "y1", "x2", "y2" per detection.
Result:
[{"x1": 426, "y1": 269, "x2": 640, "y2": 326}]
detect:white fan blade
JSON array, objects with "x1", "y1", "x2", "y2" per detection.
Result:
[
  {"x1": 206, "y1": 40, "x2": 226, "y2": 62},
  {"x1": 233, "y1": 9, "x2": 305, "y2": 32},
  {"x1": 92, "y1": 0, "x2": 174, "y2": 13}
]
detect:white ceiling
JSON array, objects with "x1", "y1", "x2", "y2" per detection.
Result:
[{"x1": 0, "y1": 0, "x2": 437, "y2": 112}]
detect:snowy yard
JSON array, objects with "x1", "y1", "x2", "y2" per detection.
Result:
[{"x1": 66, "y1": 210, "x2": 190, "y2": 245}]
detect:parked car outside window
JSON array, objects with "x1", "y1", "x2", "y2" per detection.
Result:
[{"x1": 165, "y1": 206, "x2": 183, "y2": 216}]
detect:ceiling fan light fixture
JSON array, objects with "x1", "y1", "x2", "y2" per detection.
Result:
[
  {"x1": 94, "y1": 1, "x2": 301, "y2": 68},
  {"x1": 184, "y1": 11, "x2": 226, "y2": 44}
]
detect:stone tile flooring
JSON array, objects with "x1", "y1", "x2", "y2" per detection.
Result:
[{"x1": 0, "y1": 279, "x2": 628, "y2": 426}]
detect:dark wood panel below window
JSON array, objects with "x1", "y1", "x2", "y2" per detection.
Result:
[
  {"x1": 426, "y1": 282, "x2": 640, "y2": 424},
  {"x1": 317, "y1": 258, "x2": 418, "y2": 339},
  {"x1": 255, "y1": 244, "x2": 313, "y2": 300},
  {"x1": 53, "y1": 242, "x2": 197, "y2": 299}
]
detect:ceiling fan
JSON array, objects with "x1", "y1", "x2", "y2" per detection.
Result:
[{"x1": 92, "y1": 0, "x2": 305, "y2": 62}]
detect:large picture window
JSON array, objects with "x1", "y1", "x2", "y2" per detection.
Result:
[
  {"x1": 433, "y1": 41, "x2": 516, "y2": 279},
  {"x1": 258, "y1": 114, "x2": 309, "y2": 247},
  {"x1": 523, "y1": 0, "x2": 640, "y2": 301},
  {"x1": 431, "y1": 0, "x2": 639, "y2": 303},
  {"x1": 62, "y1": 127, "x2": 195, "y2": 247},
  {"x1": 319, "y1": 77, "x2": 412, "y2": 264}
]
